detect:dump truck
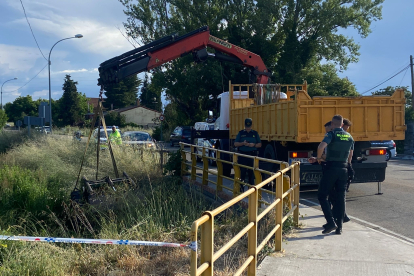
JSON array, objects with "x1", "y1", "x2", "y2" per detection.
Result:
[
  {"x1": 97, "y1": 26, "x2": 406, "y2": 187},
  {"x1": 213, "y1": 82, "x2": 406, "y2": 186}
]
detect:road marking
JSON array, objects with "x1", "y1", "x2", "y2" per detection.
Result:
[{"x1": 300, "y1": 198, "x2": 414, "y2": 246}]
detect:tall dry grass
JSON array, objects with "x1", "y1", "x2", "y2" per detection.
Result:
[{"x1": 0, "y1": 134, "x2": 258, "y2": 275}]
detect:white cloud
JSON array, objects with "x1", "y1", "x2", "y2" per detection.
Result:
[
  {"x1": 32, "y1": 89, "x2": 48, "y2": 98},
  {"x1": 0, "y1": 44, "x2": 44, "y2": 73},
  {"x1": 5, "y1": 0, "x2": 133, "y2": 58},
  {"x1": 56, "y1": 68, "x2": 88, "y2": 74}
]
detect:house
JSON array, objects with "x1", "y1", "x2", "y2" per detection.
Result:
[{"x1": 110, "y1": 101, "x2": 162, "y2": 127}]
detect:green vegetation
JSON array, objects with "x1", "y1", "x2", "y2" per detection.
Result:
[
  {"x1": 0, "y1": 109, "x2": 7, "y2": 128},
  {"x1": 0, "y1": 134, "x2": 290, "y2": 275}
]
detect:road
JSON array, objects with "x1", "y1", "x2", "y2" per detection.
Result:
[{"x1": 300, "y1": 158, "x2": 414, "y2": 241}]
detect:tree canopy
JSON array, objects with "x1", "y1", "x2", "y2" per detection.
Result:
[
  {"x1": 103, "y1": 75, "x2": 141, "y2": 110},
  {"x1": 0, "y1": 109, "x2": 8, "y2": 128},
  {"x1": 120, "y1": 0, "x2": 384, "y2": 126},
  {"x1": 56, "y1": 75, "x2": 89, "y2": 127},
  {"x1": 139, "y1": 73, "x2": 162, "y2": 111}
]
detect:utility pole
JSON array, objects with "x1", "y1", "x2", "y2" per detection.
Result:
[
  {"x1": 405, "y1": 55, "x2": 414, "y2": 158},
  {"x1": 411, "y1": 55, "x2": 414, "y2": 110}
]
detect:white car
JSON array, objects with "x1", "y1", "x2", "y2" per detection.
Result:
[{"x1": 122, "y1": 131, "x2": 157, "y2": 149}]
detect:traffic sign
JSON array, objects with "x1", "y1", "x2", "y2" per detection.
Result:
[
  {"x1": 159, "y1": 115, "x2": 165, "y2": 121},
  {"x1": 16, "y1": 120, "x2": 22, "y2": 127}
]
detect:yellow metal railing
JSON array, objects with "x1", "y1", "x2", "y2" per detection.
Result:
[{"x1": 180, "y1": 143, "x2": 300, "y2": 276}]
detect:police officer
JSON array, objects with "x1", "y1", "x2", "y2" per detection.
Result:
[
  {"x1": 234, "y1": 118, "x2": 262, "y2": 192},
  {"x1": 342, "y1": 118, "x2": 354, "y2": 192},
  {"x1": 317, "y1": 115, "x2": 354, "y2": 235}
]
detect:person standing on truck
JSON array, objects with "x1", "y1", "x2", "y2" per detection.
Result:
[
  {"x1": 109, "y1": 126, "x2": 122, "y2": 145},
  {"x1": 316, "y1": 115, "x2": 354, "y2": 235},
  {"x1": 342, "y1": 118, "x2": 354, "y2": 192},
  {"x1": 234, "y1": 118, "x2": 262, "y2": 192}
]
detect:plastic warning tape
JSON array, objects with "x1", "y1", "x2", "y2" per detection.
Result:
[{"x1": 0, "y1": 235, "x2": 197, "y2": 251}]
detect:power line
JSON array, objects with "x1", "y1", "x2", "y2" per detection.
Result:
[
  {"x1": 361, "y1": 64, "x2": 410, "y2": 95},
  {"x1": 19, "y1": 0, "x2": 47, "y2": 61},
  {"x1": 6, "y1": 64, "x2": 48, "y2": 93},
  {"x1": 399, "y1": 65, "x2": 410, "y2": 86}
]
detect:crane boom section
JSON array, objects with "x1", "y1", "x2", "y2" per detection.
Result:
[{"x1": 98, "y1": 26, "x2": 270, "y2": 86}]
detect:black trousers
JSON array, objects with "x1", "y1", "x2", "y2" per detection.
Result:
[
  {"x1": 318, "y1": 164, "x2": 348, "y2": 229},
  {"x1": 238, "y1": 151, "x2": 256, "y2": 186}
]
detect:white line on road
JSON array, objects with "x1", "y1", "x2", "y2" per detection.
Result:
[{"x1": 300, "y1": 198, "x2": 414, "y2": 246}]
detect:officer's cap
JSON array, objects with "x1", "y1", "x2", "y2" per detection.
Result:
[{"x1": 245, "y1": 118, "x2": 252, "y2": 127}]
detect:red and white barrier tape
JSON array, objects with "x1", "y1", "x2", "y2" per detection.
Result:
[{"x1": 0, "y1": 235, "x2": 197, "y2": 251}]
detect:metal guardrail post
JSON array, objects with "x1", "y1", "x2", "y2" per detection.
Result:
[
  {"x1": 232, "y1": 153, "x2": 241, "y2": 196},
  {"x1": 275, "y1": 172, "x2": 283, "y2": 251},
  {"x1": 202, "y1": 147, "x2": 208, "y2": 185},
  {"x1": 216, "y1": 151, "x2": 223, "y2": 192},
  {"x1": 283, "y1": 175, "x2": 291, "y2": 210},
  {"x1": 253, "y1": 158, "x2": 262, "y2": 203},
  {"x1": 293, "y1": 163, "x2": 300, "y2": 226},
  {"x1": 200, "y1": 211, "x2": 214, "y2": 276},
  {"x1": 247, "y1": 187, "x2": 258, "y2": 276},
  {"x1": 191, "y1": 145, "x2": 197, "y2": 181}
]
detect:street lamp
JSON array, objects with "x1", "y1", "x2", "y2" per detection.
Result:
[
  {"x1": 48, "y1": 34, "x2": 83, "y2": 134},
  {"x1": 1, "y1": 77, "x2": 18, "y2": 110}
]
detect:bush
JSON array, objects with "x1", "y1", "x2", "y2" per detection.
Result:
[
  {"x1": 163, "y1": 149, "x2": 183, "y2": 176},
  {"x1": 0, "y1": 166, "x2": 65, "y2": 224}
]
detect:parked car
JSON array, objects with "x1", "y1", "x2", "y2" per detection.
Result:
[
  {"x1": 370, "y1": 140, "x2": 396, "y2": 161},
  {"x1": 170, "y1": 126, "x2": 192, "y2": 146},
  {"x1": 122, "y1": 131, "x2": 157, "y2": 149},
  {"x1": 93, "y1": 126, "x2": 121, "y2": 148}
]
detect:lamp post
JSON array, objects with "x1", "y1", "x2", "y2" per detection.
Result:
[
  {"x1": 1, "y1": 78, "x2": 18, "y2": 110},
  {"x1": 48, "y1": 34, "x2": 83, "y2": 134}
]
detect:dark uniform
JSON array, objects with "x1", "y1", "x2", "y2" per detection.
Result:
[
  {"x1": 235, "y1": 122, "x2": 261, "y2": 188},
  {"x1": 318, "y1": 127, "x2": 354, "y2": 233}
]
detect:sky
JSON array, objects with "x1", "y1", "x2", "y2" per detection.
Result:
[{"x1": 0, "y1": 0, "x2": 413, "y2": 107}]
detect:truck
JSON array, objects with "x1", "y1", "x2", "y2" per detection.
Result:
[{"x1": 97, "y1": 26, "x2": 406, "y2": 187}]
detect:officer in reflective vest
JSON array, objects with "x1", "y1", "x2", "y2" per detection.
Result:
[
  {"x1": 316, "y1": 115, "x2": 354, "y2": 235},
  {"x1": 234, "y1": 118, "x2": 262, "y2": 192},
  {"x1": 109, "y1": 126, "x2": 122, "y2": 145}
]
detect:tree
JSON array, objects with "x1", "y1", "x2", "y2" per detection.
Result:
[
  {"x1": 139, "y1": 74, "x2": 162, "y2": 111},
  {"x1": 57, "y1": 75, "x2": 89, "y2": 127},
  {"x1": 4, "y1": 95, "x2": 38, "y2": 124},
  {"x1": 0, "y1": 109, "x2": 8, "y2": 128},
  {"x1": 103, "y1": 75, "x2": 141, "y2": 110},
  {"x1": 300, "y1": 60, "x2": 358, "y2": 97},
  {"x1": 120, "y1": 0, "x2": 384, "y2": 123},
  {"x1": 104, "y1": 111, "x2": 127, "y2": 127}
]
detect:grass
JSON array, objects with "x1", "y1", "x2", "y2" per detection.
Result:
[{"x1": 0, "y1": 132, "x2": 294, "y2": 275}]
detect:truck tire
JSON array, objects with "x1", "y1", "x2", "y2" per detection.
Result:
[
  {"x1": 220, "y1": 139, "x2": 232, "y2": 177},
  {"x1": 261, "y1": 144, "x2": 278, "y2": 190}
]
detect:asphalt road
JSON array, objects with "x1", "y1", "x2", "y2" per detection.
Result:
[{"x1": 300, "y1": 158, "x2": 414, "y2": 240}]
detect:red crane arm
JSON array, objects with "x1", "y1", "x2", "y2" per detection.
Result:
[{"x1": 98, "y1": 26, "x2": 270, "y2": 86}]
